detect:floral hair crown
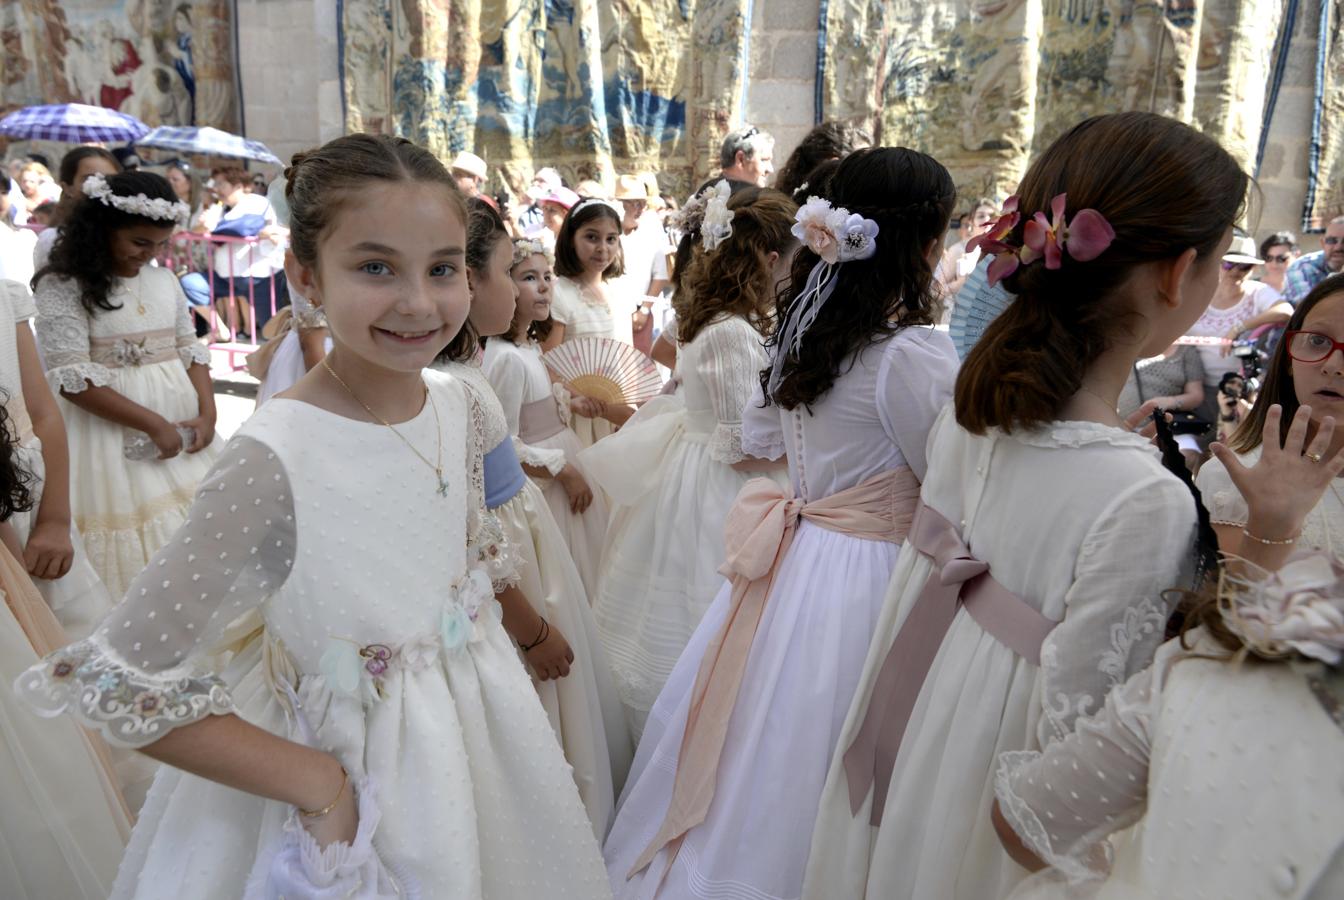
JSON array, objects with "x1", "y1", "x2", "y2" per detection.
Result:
[
  {"x1": 699, "y1": 180, "x2": 734, "y2": 252},
  {"x1": 1218, "y1": 552, "x2": 1344, "y2": 666},
  {"x1": 767, "y1": 196, "x2": 879, "y2": 394},
  {"x1": 82, "y1": 173, "x2": 190, "y2": 227},
  {"x1": 967, "y1": 193, "x2": 1115, "y2": 287},
  {"x1": 511, "y1": 235, "x2": 554, "y2": 268}
]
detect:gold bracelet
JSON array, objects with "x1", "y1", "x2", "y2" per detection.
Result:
[
  {"x1": 1241, "y1": 527, "x2": 1299, "y2": 546},
  {"x1": 300, "y1": 767, "x2": 348, "y2": 818}
]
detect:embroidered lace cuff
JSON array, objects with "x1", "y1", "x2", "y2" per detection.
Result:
[
  {"x1": 994, "y1": 750, "x2": 1112, "y2": 885},
  {"x1": 47, "y1": 362, "x2": 114, "y2": 394},
  {"x1": 740, "y1": 428, "x2": 785, "y2": 462},
  {"x1": 709, "y1": 423, "x2": 747, "y2": 465},
  {"x1": 14, "y1": 635, "x2": 234, "y2": 749},
  {"x1": 513, "y1": 437, "x2": 567, "y2": 476},
  {"x1": 179, "y1": 342, "x2": 212, "y2": 368},
  {"x1": 473, "y1": 510, "x2": 523, "y2": 589}
]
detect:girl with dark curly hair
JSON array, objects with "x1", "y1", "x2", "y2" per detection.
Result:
[
  {"x1": 603, "y1": 148, "x2": 960, "y2": 900},
  {"x1": 32, "y1": 170, "x2": 219, "y2": 596}
]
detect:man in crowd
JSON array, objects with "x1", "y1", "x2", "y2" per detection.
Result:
[
  {"x1": 697, "y1": 125, "x2": 775, "y2": 193},
  {"x1": 451, "y1": 152, "x2": 488, "y2": 199},
  {"x1": 615, "y1": 174, "x2": 672, "y2": 352},
  {"x1": 1284, "y1": 215, "x2": 1344, "y2": 304}
]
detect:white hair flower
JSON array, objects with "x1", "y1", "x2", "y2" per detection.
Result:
[
  {"x1": 1223, "y1": 553, "x2": 1344, "y2": 665},
  {"x1": 700, "y1": 180, "x2": 734, "y2": 251},
  {"x1": 82, "y1": 173, "x2": 190, "y2": 227},
  {"x1": 790, "y1": 196, "x2": 878, "y2": 265}
]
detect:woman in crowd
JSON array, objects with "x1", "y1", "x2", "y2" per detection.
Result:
[{"x1": 1259, "y1": 230, "x2": 1299, "y2": 297}]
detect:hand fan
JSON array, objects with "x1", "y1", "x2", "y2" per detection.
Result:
[
  {"x1": 948, "y1": 255, "x2": 1015, "y2": 360},
  {"x1": 543, "y1": 337, "x2": 663, "y2": 405}
]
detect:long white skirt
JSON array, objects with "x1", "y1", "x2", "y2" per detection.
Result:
[
  {"x1": 602, "y1": 522, "x2": 901, "y2": 900},
  {"x1": 493, "y1": 478, "x2": 632, "y2": 837},
  {"x1": 58, "y1": 359, "x2": 220, "y2": 597},
  {"x1": 581, "y1": 397, "x2": 786, "y2": 741},
  {"x1": 529, "y1": 426, "x2": 609, "y2": 597}
]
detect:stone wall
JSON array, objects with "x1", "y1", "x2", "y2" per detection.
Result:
[
  {"x1": 1255, "y1": 0, "x2": 1320, "y2": 237},
  {"x1": 744, "y1": 0, "x2": 823, "y2": 175}
]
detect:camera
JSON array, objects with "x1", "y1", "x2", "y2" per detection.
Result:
[{"x1": 1230, "y1": 341, "x2": 1266, "y2": 396}]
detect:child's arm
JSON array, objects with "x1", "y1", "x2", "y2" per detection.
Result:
[{"x1": 15, "y1": 324, "x2": 73, "y2": 579}]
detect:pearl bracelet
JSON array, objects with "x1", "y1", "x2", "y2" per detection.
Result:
[{"x1": 1241, "y1": 527, "x2": 1299, "y2": 546}]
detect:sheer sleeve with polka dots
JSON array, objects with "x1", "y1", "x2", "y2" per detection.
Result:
[
  {"x1": 15, "y1": 435, "x2": 296, "y2": 748},
  {"x1": 994, "y1": 641, "x2": 1177, "y2": 885}
]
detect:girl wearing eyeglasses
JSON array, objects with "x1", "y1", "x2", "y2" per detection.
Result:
[{"x1": 1198, "y1": 272, "x2": 1344, "y2": 561}]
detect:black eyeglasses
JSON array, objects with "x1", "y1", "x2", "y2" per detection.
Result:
[
  {"x1": 1286, "y1": 330, "x2": 1344, "y2": 363},
  {"x1": 1265, "y1": 253, "x2": 1292, "y2": 263}
]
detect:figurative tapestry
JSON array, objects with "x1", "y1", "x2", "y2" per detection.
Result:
[
  {"x1": 821, "y1": 0, "x2": 1343, "y2": 225},
  {"x1": 338, "y1": 0, "x2": 750, "y2": 199},
  {"x1": 0, "y1": 0, "x2": 240, "y2": 130}
]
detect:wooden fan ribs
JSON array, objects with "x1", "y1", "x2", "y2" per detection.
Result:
[{"x1": 543, "y1": 337, "x2": 662, "y2": 406}]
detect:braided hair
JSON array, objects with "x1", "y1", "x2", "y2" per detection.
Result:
[{"x1": 763, "y1": 147, "x2": 955, "y2": 411}]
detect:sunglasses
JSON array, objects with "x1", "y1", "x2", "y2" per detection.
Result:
[
  {"x1": 1221, "y1": 261, "x2": 1254, "y2": 271},
  {"x1": 1325, "y1": 236, "x2": 1343, "y2": 246},
  {"x1": 1265, "y1": 253, "x2": 1292, "y2": 263},
  {"x1": 1287, "y1": 330, "x2": 1344, "y2": 363}
]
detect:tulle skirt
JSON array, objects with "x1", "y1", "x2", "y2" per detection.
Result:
[
  {"x1": 57, "y1": 360, "x2": 221, "y2": 598},
  {"x1": 602, "y1": 522, "x2": 902, "y2": 900}
]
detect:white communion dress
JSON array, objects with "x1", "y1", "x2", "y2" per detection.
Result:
[
  {"x1": 0, "y1": 279, "x2": 113, "y2": 639},
  {"x1": 996, "y1": 631, "x2": 1344, "y2": 899},
  {"x1": 550, "y1": 276, "x2": 634, "y2": 449},
  {"x1": 579, "y1": 313, "x2": 786, "y2": 741},
  {"x1": 482, "y1": 335, "x2": 610, "y2": 595},
  {"x1": 34, "y1": 267, "x2": 221, "y2": 597},
  {"x1": 439, "y1": 357, "x2": 632, "y2": 838},
  {"x1": 803, "y1": 414, "x2": 1199, "y2": 900},
  {"x1": 16, "y1": 370, "x2": 611, "y2": 899}
]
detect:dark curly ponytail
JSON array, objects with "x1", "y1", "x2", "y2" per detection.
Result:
[{"x1": 0, "y1": 396, "x2": 34, "y2": 523}]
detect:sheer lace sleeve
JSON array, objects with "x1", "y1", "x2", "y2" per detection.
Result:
[
  {"x1": 33, "y1": 276, "x2": 114, "y2": 394},
  {"x1": 1195, "y1": 455, "x2": 1248, "y2": 527},
  {"x1": 697, "y1": 317, "x2": 767, "y2": 465},
  {"x1": 875, "y1": 327, "x2": 959, "y2": 481},
  {"x1": 740, "y1": 374, "x2": 785, "y2": 462},
  {"x1": 171, "y1": 274, "x2": 211, "y2": 368},
  {"x1": 14, "y1": 435, "x2": 296, "y2": 747},
  {"x1": 995, "y1": 641, "x2": 1177, "y2": 884},
  {"x1": 1036, "y1": 474, "x2": 1195, "y2": 748}
]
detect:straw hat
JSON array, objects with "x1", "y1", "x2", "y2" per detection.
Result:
[
  {"x1": 450, "y1": 152, "x2": 487, "y2": 181},
  {"x1": 1222, "y1": 234, "x2": 1264, "y2": 266},
  {"x1": 614, "y1": 174, "x2": 648, "y2": 201}
]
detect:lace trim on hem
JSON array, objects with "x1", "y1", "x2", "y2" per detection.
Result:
[
  {"x1": 708, "y1": 423, "x2": 746, "y2": 465},
  {"x1": 994, "y1": 750, "x2": 1112, "y2": 885},
  {"x1": 179, "y1": 342, "x2": 211, "y2": 367},
  {"x1": 740, "y1": 430, "x2": 785, "y2": 462},
  {"x1": 14, "y1": 633, "x2": 234, "y2": 749},
  {"x1": 48, "y1": 363, "x2": 114, "y2": 394}
]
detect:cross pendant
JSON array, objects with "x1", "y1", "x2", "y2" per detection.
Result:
[{"x1": 437, "y1": 478, "x2": 450, "y2": 497}]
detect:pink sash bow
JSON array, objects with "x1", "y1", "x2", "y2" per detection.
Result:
[
  {"x1": 629, "y1": 467, "x2": 920, "y2": 881},
  {"x1": 842, "y1": 500, "x2": 1058, "y2": 825}
]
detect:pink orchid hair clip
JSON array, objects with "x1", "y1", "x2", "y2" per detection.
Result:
[{"x1": 967, "y1": 193, "x2": 1116, "y2": 287}]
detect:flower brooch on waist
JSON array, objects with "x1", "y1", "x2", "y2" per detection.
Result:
[{"x1": 968, "y1": 193, "x2": 1115, "y2": 287}]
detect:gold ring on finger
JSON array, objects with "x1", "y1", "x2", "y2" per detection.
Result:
[{"x1": 1307, "y1": 451, "x2": 1324, "y2": 464}]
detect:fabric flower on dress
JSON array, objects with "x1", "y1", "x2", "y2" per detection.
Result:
[
  {"x1": 1222, "y1": 552, "x2": 1344, "y2": 665},
  {"x1": 700, "y1": 180, "x2": 735, "y2": 252},
  {"x1": 112, "y1": 337, "x2": 149, "y2": 367},
  {"x1": 82, "y1": 173, "x2": 191, "y2": 227}
]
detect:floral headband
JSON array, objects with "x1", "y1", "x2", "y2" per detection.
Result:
[
  {"x1": 1219, "y1": 552, "x2": 1344, "y2": 666},
  {"x1": 767, "y1": 196, "x2": 879, "y2": 394},
  {"x1": 967, "y1": 193, "x2": 1115, "y2": 287},
  {"x1": 511, "y1": 235, "x2": 554, "y2": 268},
  {"x1": 82, "y1": 173, "x2": 190, "y2": 227},
  {"x1": 699, "y1": 180, "x2": 734, "y2": 252},
  {"x1": 570, "y1": 197, "x2": 622, "y2": 219}
]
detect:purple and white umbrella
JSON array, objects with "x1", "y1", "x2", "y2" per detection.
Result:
[
  {"x1": 134, "y1": 126, "x2": 282, "y2": 165},
  {"x1": 0, "y1": 103, "x2": 149, "y2": 143}
]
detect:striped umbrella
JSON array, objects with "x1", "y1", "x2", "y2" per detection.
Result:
[
  {"x1": 0, "y1": 103, "x2": 149, "y2": 143},
  {"x1": 134, "y1": 126, "x2": 282, "y2": 165}
]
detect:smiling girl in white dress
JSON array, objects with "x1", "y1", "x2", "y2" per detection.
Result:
[
  {"x1": 804, "y1": 112, "x2": 1251, "y2": 900},
  {"x1": 580, "y1": 185, "x2": 794, "y2": 742},
  {"x1": 483, "y1": 240, "x2": 611, "y2": 594},
  {"x1": 32, "y1": 172, "x2": 219, "y2": 597},
  {"x1": 602, "y1": 148, "x2": 961, "y2": 900},
  {"x1": 16, "y1": 134, "x2": 610, "y2": 899}
]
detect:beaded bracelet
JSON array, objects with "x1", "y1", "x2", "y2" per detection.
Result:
[{"x1": 1242, "y1": 527, "x2": 1300, "y2": 546}]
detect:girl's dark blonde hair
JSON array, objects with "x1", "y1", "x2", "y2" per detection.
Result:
[
  {"x1": 675, "y1": 187, "x2": 797, "y2": 344},
  {"x1": 284, "y1": 133, "x2": 465, "y2": 270},
  {"x1": 955, "y1": 112, "x2": 1248, "y2": 435}
]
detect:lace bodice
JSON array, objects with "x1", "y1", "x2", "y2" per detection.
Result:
[
  {"x1": 677, "y1": 314, "x2": 771, "y2": 464},
  {"x1": 741, "y1": 326, "x2": 959, "y2": 500},
  {"x1": 34, "y1": 268, "x2": 210, "y2": 394},
  {"x1": 1198, "y1": 447, "x2": 1344, "y2": 557},
  {"x1": 996, "y1": 634, "x2": 1344, "y2": 897},
  {"x1": 16, "y1": 371, "x2": 515, "y2": 747}
]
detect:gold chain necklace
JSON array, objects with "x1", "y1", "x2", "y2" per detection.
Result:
[
  {"x1": 119, "y1": 273, "x2": 146, "y2": 315},
  {"x1": 321, "y1": 358, "x2": 449, "y2": 497},
  {"x1": 1077, "y1": 383, "x2": 1128, "y2": 428}
]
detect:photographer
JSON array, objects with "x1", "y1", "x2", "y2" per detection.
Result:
[
  {"x1": 1119, "y1": 341, "x2": 1206, "y2": 468},
  {"x1": 1214, "y1": 371, "x2": 1251, "y2": 443}
]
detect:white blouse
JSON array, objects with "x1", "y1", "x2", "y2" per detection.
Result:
[{"x1": 550, "y1": 277, "x2": 633, "y2": 346}]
